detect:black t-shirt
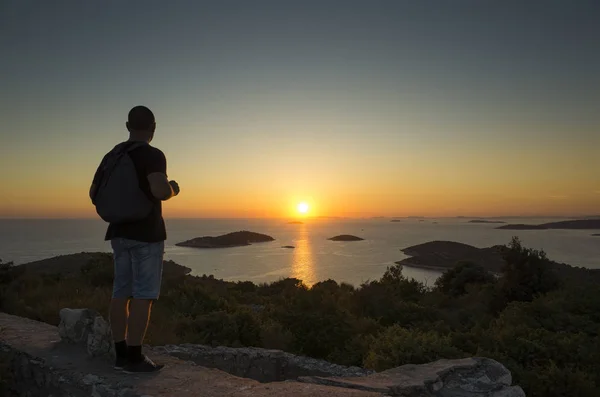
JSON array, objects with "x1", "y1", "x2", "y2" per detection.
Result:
[{"x1": 93, "y1": 142, "x2": 167, "y2": 243}]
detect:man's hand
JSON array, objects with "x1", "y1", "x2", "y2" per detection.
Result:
[{"x1": 169, "y1": 180, "x2": 180, "y2": 196}]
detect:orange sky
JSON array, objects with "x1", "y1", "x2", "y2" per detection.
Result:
[
  {"x1": 1, "y1": 134, "x2": 598, "y2": 219},
  {"x1": 2, "y1": 3, "x2": 599, "y2": 219}
]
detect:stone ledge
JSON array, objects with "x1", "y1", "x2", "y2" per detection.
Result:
[
  {"x1": 0, "y1": 313, "x2": 382, "y2": 397},
  {"x1": 299, "y1": 358, "x2": 526, "y2": 396},
  {"x1": 0, "y1": 311, "x2": 525, "y2": 396},
  {"x1": 154, "y1": 344, "x2": 372, "y2": 382}
]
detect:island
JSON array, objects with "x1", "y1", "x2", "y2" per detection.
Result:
[
  {"x1": 328, "y1": 235, "x2": 364, "y2": 241},
  {"x1": 390, "y1": 220, "x2": 402, "y2": 223},
  {"x1": 592, "y1": 234, "x2": 600, "y2": 237},
  {"x1": 281, "y1": 245, "x2": 295, "y2": 249},
  {"x1": 468, "y1": 220, "x2": 506, "y2": 224},
  {"x1": 17, "y1": 252, "x2": 191, "y2": 278},
  {"x1": 496, "y1": 219, "x2": 600, "y2": 230},
  {"x1": 287, "y1": 221, "x2": 303, "y2": 224},
  {"x1": 396, "y1": 241, "x2": 506, "y2": 273},
  {"x1": 176, "y1": 231, "x2": 275, "y2": 248}
]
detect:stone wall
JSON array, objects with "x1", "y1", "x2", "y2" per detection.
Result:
[
  {"x1": 0, "y1": 310, "x2": 526, "y2": 397},
  {"x1": 154, "y1": 344, "x2": 372, "y2": 382}
]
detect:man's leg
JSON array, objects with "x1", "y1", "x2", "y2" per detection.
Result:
[
  {"x1": 110, "y1": 298, "x2": 129, "y2": 342},
  {"x1": 124, "y1": 240, "x2": 164, "y2": 373},
  {"x1": 110, "y1": 238, "x2": 134, "y2": 369}
]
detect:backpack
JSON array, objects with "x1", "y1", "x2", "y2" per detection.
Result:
[{"x1": 92, "y1": 141, "x2": 154, "y2": 223}]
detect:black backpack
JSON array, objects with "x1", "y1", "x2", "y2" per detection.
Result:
[{"x1": 92, "y1": 142, "x2": 153, "y2": 223}]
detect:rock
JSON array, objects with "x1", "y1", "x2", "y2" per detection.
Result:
[
  {"x1": 58, "y1": 308, "x2": 98, "y2": 345},
  {"x1": 59, "y1": 308, "x2": 115, "y2": 359},
  {"x1": 82, "y1": 374, "x2": 101, "y2": 385},
  {"x1": 281, "y1": 246, "x2": 295, "y2": 249},
  {"x1": 154, "y1": 343, "x2": 373, "y2": 383},
  {"x1": 468, "y1": 219, "x2": 506, "y2": 224},
  {"x1": 299, "y1": 357, "x2": 525, "y2": 396},
  {"x1": 176, "y1": 231, "x2": 275, "y2": 249},
  {"x1": 328, "y1": 235, "x2": 364, "y2": 241},
  {"x1": 87, "y1": 315, "x2": 115, "y2": 358}
]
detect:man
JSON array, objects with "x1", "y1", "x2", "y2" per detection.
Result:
[{"x1": 90, "y1": 106, "x2": 179, "y2": 373}]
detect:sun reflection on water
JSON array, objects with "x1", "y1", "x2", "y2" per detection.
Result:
[{"x1": 291, "y1": 224, "x2": 315, "y2": 286}]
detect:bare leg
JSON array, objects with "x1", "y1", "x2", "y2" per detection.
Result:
[
  {"x1": 110, "y1": 298, "x2": 130, "y2": 342},
  {"x1": 127, "y1": 299, "x2": 153, "y2": 346}
]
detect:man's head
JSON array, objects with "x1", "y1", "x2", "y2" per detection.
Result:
[{"x1": 126, "y1": 106, "x2": 156, "y2": 142}]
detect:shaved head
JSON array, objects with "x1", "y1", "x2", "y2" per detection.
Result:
[{"x1": 127, "y1": 106, "x2": 155, "y2": 131}]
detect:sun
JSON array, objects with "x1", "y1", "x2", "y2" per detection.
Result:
[{"x1": 297, "y1": 202, "x2": 309, "y2": 214}]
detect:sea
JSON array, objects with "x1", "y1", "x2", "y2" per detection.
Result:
[{"x1": 0, "y1": 218, "x2": 598, "y2": 287}]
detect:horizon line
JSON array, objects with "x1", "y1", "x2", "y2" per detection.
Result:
[{"x1": 1, "y1": 215, "x2": 598, "y2": 221}]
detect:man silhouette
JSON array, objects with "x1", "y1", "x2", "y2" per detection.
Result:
[{"x1": 90, "y1": 106, "x2": 180, "y2": 373}]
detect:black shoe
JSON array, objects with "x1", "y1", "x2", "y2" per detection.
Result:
[
  {"x1": 123, "y1": 355, "x2": 164, "y2": 374},
  {"x1": 114, "y1": 356, "x2": 128, "y2": 370}
]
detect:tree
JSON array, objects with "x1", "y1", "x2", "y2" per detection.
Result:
[
  {"x1": 500, "y1": 237, "x2": 561, "y2": 303},
  {"x1": 435, "y1": 261, "x2": 496, "y2": 297}
]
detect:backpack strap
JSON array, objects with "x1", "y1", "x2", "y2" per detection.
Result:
[{"x1": 125, "y1": 141, "x2": 149, "y2": 152}]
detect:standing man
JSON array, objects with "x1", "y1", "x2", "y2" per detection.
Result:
[{"x1": 90, "y1": 106, "x2": 180, "y2": 373}]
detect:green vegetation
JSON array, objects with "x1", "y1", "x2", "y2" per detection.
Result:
[{"x1": 1, "y1": 237, "x2": 599, "y2": 396}]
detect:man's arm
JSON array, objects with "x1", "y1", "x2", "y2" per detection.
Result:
[
  {"x1": 148, "y1": 172, "x2": 176, "y2": 200},
  {"x1": 146, "y1": 149, "x2": 179, "y2": 201}
]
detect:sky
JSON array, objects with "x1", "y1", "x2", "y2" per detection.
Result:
[{"x1": 1, "y1": 0, "x2": 599, "y2": 219}]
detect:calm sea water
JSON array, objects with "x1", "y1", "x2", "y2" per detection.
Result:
[{"x1": 0, "y1": 218, "x2": 598, "y2": 287}]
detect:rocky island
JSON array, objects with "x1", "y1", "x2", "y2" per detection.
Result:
[
  {"x1": 282, "y1": 245, "x2": 295, "y2": 249},
  {"x1": 390, "y1": 219, "x2": 402, "y2": 222},
  {"x1": 16, "y1": 252, "x2": 191, "y2": 278},
  {"x1": 396, "y1": 241, "x2": 506, "y2": 273},
  {"x1": 176, "y1": 231, "x2": 275, "y2": 248},
  {"x1": 328, "y1": 235, "x2": 364, "y2": 241},
  {"x1": 287, "y1": 221, "x2": 304, "y2": 224},
  {"x1": 497, "y1": 219, "x2": 600, "y2": 230},
  {"x1": 468, "y1": 219, "x2": 506, "y2": 224}
]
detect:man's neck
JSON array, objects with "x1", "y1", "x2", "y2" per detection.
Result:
[{"x1": 128, "y1": 133, "x2": 150, "y2": 143}]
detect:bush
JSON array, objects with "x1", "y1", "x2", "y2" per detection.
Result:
[{"x1": 363, "y1": 325, "x2": 466, "y2": 370}]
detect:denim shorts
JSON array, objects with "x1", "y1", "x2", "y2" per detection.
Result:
[{"x1": 110, "y1": 238, "x2": 164, "y2": 300}]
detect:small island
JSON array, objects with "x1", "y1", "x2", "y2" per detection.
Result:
[
  {"x1": 396, "y1": 241, "x2": 506, "y2": 273},
  {"x1": 281, "y1": 245, "x2": 295, "y2": 249},
  {"x1": 468, "y1": 220, "x2": 506, "y2": 224},
  {"x1": 592, "y1": 234, "x2": 600, "y2": 237},
  {"x1": 390, "y1": 219, "x2": 402, "y2": 223},
  {"x1": 497, "y1": 219, "x2": 600, "y2": 230},
  {"x1": 287, "y1": 221, "x2": 303, "y2": 224},
  {"x1": 176, "y1": 231, "x2": 275, "y2": 249},
  {"x1": 328, "y1": 235, "x2": 364, "y2": 241}
]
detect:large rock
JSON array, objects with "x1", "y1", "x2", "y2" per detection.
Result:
[
  {"x1": 59, "y1": 308, "x2": 115, "y2": 359},
  {"x1": 155, "y1": 344, "x2": 372, "y2": 383},
  {"x1": 299, "y1": 357, "x2": 525, "y2": 396}
]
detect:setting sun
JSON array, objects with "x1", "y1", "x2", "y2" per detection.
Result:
[{"x1": 297, "y1": 202, "x2": 309, "y2": 214}]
